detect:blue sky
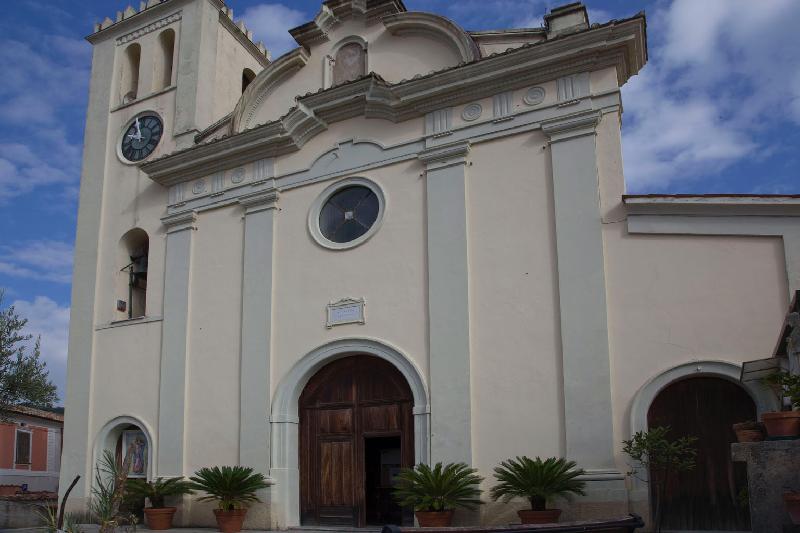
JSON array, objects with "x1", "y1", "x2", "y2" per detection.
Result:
[{"x1": 0, "y1": 0, "x2": 798, "y2": 403}]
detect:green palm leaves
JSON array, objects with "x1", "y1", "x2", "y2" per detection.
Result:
[
  {"x1": 490, "y1": 456, "x2": 586, "y2": 511},
  {"x1": 189, "y1": 466, "x2": 270, "y2": 511},
  {"x1": 126, "y1": 477, "x2": 195, "y2": 508},
  {"x1": 393, "y1": 462, "x2": 483, "y2": 512}
]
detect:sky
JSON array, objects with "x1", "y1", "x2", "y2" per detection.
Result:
[{"x1": 0, "y1": 0, "x2": 798, "y2": 404}]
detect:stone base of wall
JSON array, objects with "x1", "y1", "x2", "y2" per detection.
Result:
[{"x1": 0, "y1": 498, "x2": 57, "y2": 529}]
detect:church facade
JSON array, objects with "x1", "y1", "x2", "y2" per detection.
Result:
[{"x1": 60, "y1": 0, "x2": 800, "y2": 529}]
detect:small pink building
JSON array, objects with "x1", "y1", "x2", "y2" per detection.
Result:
[{"x1": 0, "y1": 406, "x2": 63, "y2": 493}]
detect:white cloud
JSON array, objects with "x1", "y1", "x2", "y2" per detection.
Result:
[
  {"x1": 621, "y1": 0, "x2": 800, "y2": 191},
  {"x1": 12, "y1": 296, "x2": 71, "y2": 403},
  {"x1": 0, "y1": 240, "x2": 74, "y2": 284},
  {"x1": 0, "y1": 37, "x2": 87, "y2": 201},
  {"x1": 242, "y1": 4, "x2": 308, "y2": 58}
]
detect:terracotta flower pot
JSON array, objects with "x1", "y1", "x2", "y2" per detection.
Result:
[
  {"x1": 213, "y1": 508, "x2": 248, "y2": 533},
  {"x1": 762, "y1": 411, "x2": 800, "y2": 438},
  {"x1": 785, "y1": 492, "x2": 800, "y2": 524},
  {"x1": 732, "y1": 422, "x2": 764, "y2": 442},
  {"x1": 415, "y1": 510, "x2": 454, "y2": 527},
  {"x1": 517, "y1": 509, "x2": 562, "y2": 524},
  {"x1": 144, "y1": 507, "x2": 177, "y2": 530}
]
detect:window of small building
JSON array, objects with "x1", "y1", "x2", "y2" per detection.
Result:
[
  {"x1": 332, "y1": 42, "x2": 366, "y2": 85},
  {"x1": 155, "y1": 29, "x2": 175, "y2": 91},
  {"x1": 242, "y1": 68, "x2": 256, "y2": 93},
  {"x1": 15, "y1": 429, "x2": 32, "y2": 465},
  {"x1": 121, "y1": 43, "x2": 141, "y2": 104},
  {"x1": 118, "y1": 228, "x2": 149, "y2": 320}
]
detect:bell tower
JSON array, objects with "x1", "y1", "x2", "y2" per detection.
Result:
[{"x1": 60, "y1": 0, "x2": 269, "y2": 508}]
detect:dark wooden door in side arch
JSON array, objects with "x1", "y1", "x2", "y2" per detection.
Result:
[
  {"x1": 647, "y1": 377, "x2": 754, "y2": 530},
  {"x1": 299, "y1": 355, "x2": 414, "y2": 527}
]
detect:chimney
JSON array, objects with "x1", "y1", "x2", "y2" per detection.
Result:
[{"x1": 544, "y1": 2, "x2": 589, "y2": 39}]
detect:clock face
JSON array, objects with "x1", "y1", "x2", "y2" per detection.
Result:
[{"x1": 121, "y1": 115, "x2": 163, "y2": 162}]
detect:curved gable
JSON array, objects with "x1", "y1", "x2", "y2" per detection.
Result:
[
  {"x1": 230, "y1": 2, "x2": 477, "y2": 134},
  {"x1": 381, "y1": 12, "x2": 480, "y2": 64}
]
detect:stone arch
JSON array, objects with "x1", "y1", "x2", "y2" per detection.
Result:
[
  {"x1": 120, "y1": 42, "x2": 141, "y2": 104},
  {"x1": 628, "y1": 361, "x2": 772, "y2": 529},
  {"x1": 155, "y1": 28, "x2": 175, "y2": 91},
  {"x1": 92, "y1": 415, "x2": 155, "y2": 484},
  {"x1": 269, "y1": 338, "x2": 429, "y2": 527},
  {"x1": 242, "y1": 68, "x2": 256, "y2": 93},
  {"x1": 116, "y1": 228, "x2": 149, "y2": 320},
  {"x1": 630, "y1": 360, "x2": 777, "y2": 438}
]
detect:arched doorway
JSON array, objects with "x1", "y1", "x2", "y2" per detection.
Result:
[
  {"x1": 299, "y1": 355, "x2": 414, "y2": 527},
  {"x1": 647, "y1": 376, "x2": 754, "y2": 530}
]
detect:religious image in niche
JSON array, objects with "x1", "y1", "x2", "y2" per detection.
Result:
[
  {"x1": 123, "y1": 430, "x2": 148, "y2": 477},
  {"x1": 333, "y1": 43, "x2": 366, "y2": 85}
]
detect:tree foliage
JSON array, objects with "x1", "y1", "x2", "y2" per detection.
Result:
[
  {"x1": 623, "y1": 426, "x2": 697, "y2": 533},
  {"x1": 0, "y1": 290, "x2": 58, "y2": 419}
]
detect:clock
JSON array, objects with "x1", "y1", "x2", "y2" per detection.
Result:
[{"x1": 121, "y1": 115, "x2": 163, "y2": 162}]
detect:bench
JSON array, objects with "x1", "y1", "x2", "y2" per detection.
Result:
[{"x1": 381, "y1": 514, "x2": 645, "y2": 533}]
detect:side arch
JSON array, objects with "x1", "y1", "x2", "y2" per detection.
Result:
[
  {"x1": 269, "y1": 338, "x2": 430, "y2": 528},
  {"x1": 92, "y1": 415, "x2": 156, "y2": 483},
  {"x1": 630, "y1": 360, "x2": 777, "y2": 438}
]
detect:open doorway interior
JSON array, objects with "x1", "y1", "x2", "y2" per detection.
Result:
[{"x1": 364, "y1": 436, "x2": 404, "y2": 525}]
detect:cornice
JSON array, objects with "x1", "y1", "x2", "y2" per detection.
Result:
[
  {"x1": 116, "y1": 11, "x2": 182, "y2": 45},
  {"x1": 161, "y1": 210, "x2": 197, "y2": 232},
  {"x1": 418, "y1": 141, "x2": 470, "y2": 170},
  {"x1": 141, "y1": 16, "x2": 645, "y2": 186},
  {"x1": 239, "y1": 189, "x2": 280, "y2": 213},
  {"x1": 541, "y1": 109, "x2": 600, "y2": 142}
]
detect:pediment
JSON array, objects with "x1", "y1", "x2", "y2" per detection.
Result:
[{"x1": 229, "y1": 1, "x2": 479, "y2": 135}]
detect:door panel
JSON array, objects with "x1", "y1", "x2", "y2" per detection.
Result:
[
  {"x1": 318, "y1": 439, "x2": 355, "y2": 524},
  {"x1": 299, "y1": 355, "x2": 414, "y2": 526}
]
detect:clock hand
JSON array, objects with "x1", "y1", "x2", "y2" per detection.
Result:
[{"x1": 135, "y1": 117, "x2": 143, "y2": 140}]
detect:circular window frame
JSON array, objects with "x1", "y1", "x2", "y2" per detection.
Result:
[
  {"x1": 308, "y1": 177, "x2": 385, "y2": 250},
  {"x1": 116, "y1": 111, "x2": 164, "y2": 166}
]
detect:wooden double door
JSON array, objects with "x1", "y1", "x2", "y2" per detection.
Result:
[{"x1": 299, "y1": 355, "x2": 414, "y2": 526}]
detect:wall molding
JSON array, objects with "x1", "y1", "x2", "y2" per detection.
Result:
[{"x1": 116, "y1": 11, "x2": 182, "y2": 45}]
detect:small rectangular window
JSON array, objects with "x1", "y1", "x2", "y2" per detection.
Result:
[{"x1": 15, "y1": 430, "x2": 32, "y2": 465}]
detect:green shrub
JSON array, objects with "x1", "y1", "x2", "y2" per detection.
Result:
[
  {"x1": 393, "y1": 462, "x2": 483, "y2": 512},
  {"x1": 490, "y1": 456, "x2": 586, "y2": 511},
  {"x1": 189, "y1": 466, "x2": 269, "y2": 511}
]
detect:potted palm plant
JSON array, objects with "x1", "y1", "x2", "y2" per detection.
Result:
[
  {"x1": 490, "y1": 456, "x2": 586, "y2": 524},
  {"x1": 762, "y1": 371, "x2": 800, "y2": 437},
  {"x1": 126, "y1": 477, "x2": 194, "y2": 530},
  {"x1": 393, "y1": 462, "x2": 483, "y2": 527},
  {"x1": 189, "y1": 466, "x2": 270, "y2": 533}
]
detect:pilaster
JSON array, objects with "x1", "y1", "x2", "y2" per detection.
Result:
[
  {"x1": 541, "y1": 110, "x2": 619, "y2": 475},
  {"x1": 157, "y1": 210, "x2": 196, "y2": 477},
  {"x1": 419, "y1": 141, "x2": 472, "y2": 466},
  {"x1": 238, "y1": 189, "x2": 279, "y2": 475}
]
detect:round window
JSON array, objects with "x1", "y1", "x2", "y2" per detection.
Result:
[{"x1": 309, "y1": 178, "x2": 385, "y2": 250}]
